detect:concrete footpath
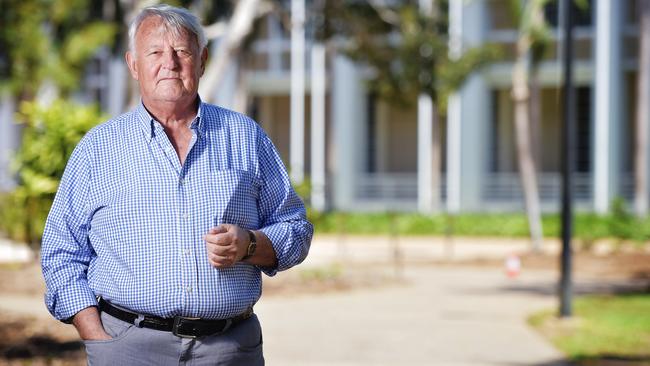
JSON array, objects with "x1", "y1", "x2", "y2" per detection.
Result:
[
  {"x1": 257, "y1": 235, "x2": 570, "y2": 366},
  {"x1": 0, "y1": 235, "x2": 571, "y2": 365}
]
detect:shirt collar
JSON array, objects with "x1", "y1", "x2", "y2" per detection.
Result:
[{"x1": 135, "y1": 97, "x2": 206, "y2": 141}]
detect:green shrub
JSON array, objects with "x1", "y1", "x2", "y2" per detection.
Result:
[{"x1": 0, "y1": 99, "x2": 104, "y2": 247}]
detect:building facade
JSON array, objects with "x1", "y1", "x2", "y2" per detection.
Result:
[{"x1": 1, "y1": 0, "x2": 647, "y2": 214}]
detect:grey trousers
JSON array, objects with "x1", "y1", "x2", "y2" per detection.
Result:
[{"x1": 84, "y1": 311, "x2": 264, "y2": 366}]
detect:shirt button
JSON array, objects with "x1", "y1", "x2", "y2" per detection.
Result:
[{"x1": 185, "y1": 286, "x2": 192, "y2": 293}]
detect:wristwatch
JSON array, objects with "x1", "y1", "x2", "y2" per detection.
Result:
[{"x1": 243, "y1": 230, "x2": 257, "y2": 260}]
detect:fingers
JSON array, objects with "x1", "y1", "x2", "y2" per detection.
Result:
[
  {"x1": 204, "y1": 224, "x2": 246, "y2": 268},
  {"x1": 206, "y1": 224, "x2": 228, "y2": 237},
  {"x1": 203, "y1": 224, "x2": 232, "y2": 246},
  {"x1": 206, "y1": 245, "x2": 238, "y2": 268}
]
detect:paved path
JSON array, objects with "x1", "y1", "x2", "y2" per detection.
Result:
[
  {"x1": 0, "y1": 236, "x2": 572, "y2": 365},
  {"x1": 257, "y1": 265, "x2": 569, "y2": 366}
]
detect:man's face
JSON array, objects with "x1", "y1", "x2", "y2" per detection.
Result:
[{"x1": 126, "y1": 16, "x2": 207, "y2": 106}]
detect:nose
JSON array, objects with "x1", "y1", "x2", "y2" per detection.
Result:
[{"x1": 161, "y1": 50, "x2": 179, "y2": 70}]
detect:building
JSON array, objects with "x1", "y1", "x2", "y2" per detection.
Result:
[{"x1": 1, "y1": 0, "x2": 647, "y2": 214}]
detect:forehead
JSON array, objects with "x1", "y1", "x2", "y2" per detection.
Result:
[{"x1": 136, "y1": 16, "x2": 196, "y2": 47}]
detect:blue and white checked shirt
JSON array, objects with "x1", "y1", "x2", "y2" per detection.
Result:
[{"x1": 41, "y1": 100, "x2": 313, "y2": 321}]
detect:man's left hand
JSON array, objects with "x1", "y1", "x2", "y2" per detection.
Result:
[{"x1": 204, "y1": 224, "x2": 249, "y2": 268}]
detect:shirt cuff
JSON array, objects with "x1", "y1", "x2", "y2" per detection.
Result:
[
  {"x1": 259, "y1": 222, "x2": 310, "y2": 276},
  {"x1": 47, "y1": 282, "x2": 98, "y2": 322}
]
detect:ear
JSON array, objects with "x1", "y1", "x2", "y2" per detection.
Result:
[
  {"x1": 199, "y1": 47, "x2": 208, "y2": 77},
  {"x1": 125, "y1": 51, "x2": 139, "y2": 80}
]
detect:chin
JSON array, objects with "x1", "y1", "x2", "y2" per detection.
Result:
[{"x1": 153, "y1": 92, "x2": 188, "y2": 103}]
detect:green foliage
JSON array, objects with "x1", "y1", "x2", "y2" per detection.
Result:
[
  {"x1": 322, "y1": 1, "x2": 500, "y2": 109},
  {"x1": 506, "y1": 0, "x2": 591, "y2": 66},
  {"x1": 0, "y1": 99, "x2": 105, "y2": 246},
  {"x1": 310, "y1": 211, "x2": 650, "y2": 243},
  {"x1": 506, "y1": 0, "x2": 553, "y2": 66},
  {"x1": 530, "y1": 294, "x2": 650, "y2": 359},
  {"x1": 0, "y1": 0, "x2": 118, "y2": 98},
  {"x1": 292, "y1": 176, "x2": 312, "y2": 204}
]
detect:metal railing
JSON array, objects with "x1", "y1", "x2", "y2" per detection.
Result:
[
  {"x1": 348, "y1": 172, "x2": 640, "y2": 211},
  {"x1": 482, "y1": 172, "x2": 593, "y2": 202}
]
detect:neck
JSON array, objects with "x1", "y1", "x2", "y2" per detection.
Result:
[{"x1": 143, "y1": 96, "x2": 199, "y2": 126}]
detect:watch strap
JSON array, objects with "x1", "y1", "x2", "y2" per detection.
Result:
[{"x1": 243, "y1": 230, "x2": 257, "y2": 260}]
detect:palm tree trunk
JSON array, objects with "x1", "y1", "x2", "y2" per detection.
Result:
[
  {"x1": 529, "y1": 69, "x2": 542, "y2": 171},
  {"x1": 635, "y1": 0, "x2": 650, "y2": 217},
  {"x1": 512, "y1": 47, "x2": 543, "y2": 252}
]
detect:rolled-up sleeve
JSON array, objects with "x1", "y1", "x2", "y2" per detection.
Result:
[
  {"x1": 256, "y1": 129, "x2": 313, "y2": 276},
  {"x1": 40, "y1": 136, "x2": 98, "y2": 321}
]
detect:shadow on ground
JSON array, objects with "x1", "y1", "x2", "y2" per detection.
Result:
[
  {"x1": 571, "y1": 355, "x2": 650, "y2": 366},
  {"x1": 465, "y1": 278, "x2": 650, "y2": 298},
  {"x1": 505, "y1": 355, "x2": 650, "y2": 366},
  {"x1": 1, "y1": 335, "x2": 83, "y2": 360}
]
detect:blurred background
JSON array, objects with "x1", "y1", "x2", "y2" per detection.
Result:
[{"x1": 0, "y1": 0, "x2": 649, "y2": 365}]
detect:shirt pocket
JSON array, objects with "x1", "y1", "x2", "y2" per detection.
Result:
[{"x1": 211, "y1": 169, "x2": 260, "y2": 229}]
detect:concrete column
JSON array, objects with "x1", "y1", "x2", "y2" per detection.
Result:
[
  {"x1": 310, "y1": 43, "x2": 327, "y2": 211},
  {"x1": 290, "y1": 0, "x2": 306, "y2": 184},
  {"x1": 447, "y1": 0, "x2": 488, "y2": 212},
  {"x1": 332, "y1": 55, "x2": 367, "y2": 211},
  {"x1": 107, "y1": 57, "x2": 127, "y2": 117},
  {"x1": 593, "y1": 0, "x2": 622, "y2": 214},
  {"x1": 418, "y1": 0, "x2": 438, "y2": 214},
  {"x1": 0, "y1": 93, "x2": 17, "y2": 192},
  {"x1": 446, "y1": 0, "x2": 463, "y2": 214},
  {"x1": 418, "y1": 94, "x2": 434, "y2": 213}
]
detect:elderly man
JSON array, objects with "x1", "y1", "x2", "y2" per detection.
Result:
[{"x1": 40, "y1": 4, "x2": 312, "y2": 365}]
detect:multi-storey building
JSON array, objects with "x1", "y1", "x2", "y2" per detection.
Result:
[{"x1": 0, "y1": 0, "x2": 646, "y2": 214}]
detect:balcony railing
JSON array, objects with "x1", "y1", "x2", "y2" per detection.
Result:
[
  {"x1": 482, "y1": 172, "x2": 593, "y2": 202},
  {"x1": 349, "y1": 172, "x2": 641, "y2": 212}
]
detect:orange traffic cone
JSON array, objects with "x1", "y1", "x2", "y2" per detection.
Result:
[{"x1": 505, "y1": 253, "x2": 521, "y2": 278}]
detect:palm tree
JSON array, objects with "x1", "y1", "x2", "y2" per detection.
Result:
[
  {"x1": 635, "y1": 0, "x2": 650, "y2": 217},
  {"x1": 508, "y1": 0, "x2": 550, "y2": 252}
]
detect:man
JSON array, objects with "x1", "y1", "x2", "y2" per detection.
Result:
[{"x1": 40, "y1": 4, "x2": 312, "y2": 365}]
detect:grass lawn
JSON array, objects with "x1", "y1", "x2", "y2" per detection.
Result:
[{"x1": 529, "y1": 294, "x2": 650, "y2": 364}]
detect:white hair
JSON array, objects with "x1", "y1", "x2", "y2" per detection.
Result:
[{"x1": 128, "y1": 4, "x2": 207, "y2": 55}]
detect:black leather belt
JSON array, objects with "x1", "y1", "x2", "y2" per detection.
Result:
[{"x1": 98, "y1": 297, "x2": 253, "y2": 339}]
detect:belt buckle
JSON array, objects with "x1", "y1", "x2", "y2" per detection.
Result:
[{"x1": 172, "y1": 316, "x2": 200, "y2": 339}]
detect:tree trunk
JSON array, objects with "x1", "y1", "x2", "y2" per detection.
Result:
[
  {"x1": 199, "y1": 0, "x2": 261, "y2": 103},
  {"x1": 635, "y1": 0, "x2": 650, "y2": 217},
  {"x1": 512, "y1": 42, "x2": 543, "y2": 252},
  {"x1": 529, "y1": 68, "x2": 542, "y2": 171}
]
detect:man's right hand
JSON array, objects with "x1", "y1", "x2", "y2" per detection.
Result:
[{"x1": 72, "y1": 306, "x2": 112, "y2": 341}]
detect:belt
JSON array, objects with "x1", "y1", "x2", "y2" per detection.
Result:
[{"x1": 97, "y1": 297, "x2": 253, "y2": 339}]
